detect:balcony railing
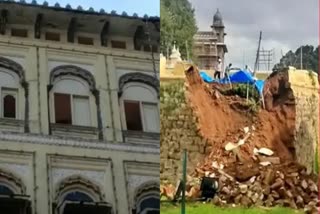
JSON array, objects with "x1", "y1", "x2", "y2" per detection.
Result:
[{"x1": 122, "y1": 130, "x2": 160, "y2": 146}]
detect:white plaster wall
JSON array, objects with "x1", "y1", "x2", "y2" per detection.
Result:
[{"x1": 0, "y1": 31, "x2": 159, "y2": 214}]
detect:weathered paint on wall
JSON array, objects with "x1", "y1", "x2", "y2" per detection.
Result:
[
  {"x1": 0, "y1": 32, "x2": 159, "y2": 214},
  {"x1": 288, "y1": 68, "x2": 319, "y2": 173}
]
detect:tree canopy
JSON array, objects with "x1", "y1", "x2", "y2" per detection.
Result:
[
  {"x1": 273, "y1": 45, "x2": 318, "y2": 73},
  {"x1": 160, "y1": 0, "x2": 198, "y2": 60}
]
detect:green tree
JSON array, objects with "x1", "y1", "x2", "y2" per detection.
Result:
[
  {"x1": 160, "y1": 0, "x2": 198, "y2": 60},
  {"x1": 273, "y1": 45, "x2": 318, "y2": 73}
]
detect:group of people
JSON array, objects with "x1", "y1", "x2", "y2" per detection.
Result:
[
  {"x1": 213, "y1": 57, "x2": 231, "y2": 81},
  {"x1": 213, "y1": 57, "x2": 253, "y2": 80}
]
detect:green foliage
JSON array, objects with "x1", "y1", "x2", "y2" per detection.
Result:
[
  {"x1": 229, "y1": 84, "x2": 260, "y2": 102},
  {"x1": 222, "y1": 84, "x2": 260, "y2": 115},
  {"x1": 274, "y1": 45, "x2": 319, "y2": 73},
  {"x1": 161, "y1": 202, "x2": 303, "y2": 214},
  {"x1": 160, "y1": 0, "x2": 198, "y2": 59},
  {"x1": 160, "y1": 80, "x2": 186, "y2": 113},
  {"x1": 245, "y1": 98, "x2": 260, "y2": 114},
  {"x1": 308, "y1": 70, "x2": 316, "y2": 86}
]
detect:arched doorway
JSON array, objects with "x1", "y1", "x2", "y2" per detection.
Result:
[
  {"x1": 54, "y1": 176, "x2": 112, "y2": 214},
  {"x1": 132, "y1": 181, "x2": 159, "y2": 214},
  {"x1": 0, "y1": 169, "x2": 31, "y2": 214}
]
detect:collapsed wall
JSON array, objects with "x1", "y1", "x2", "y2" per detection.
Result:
[
  {"x1": 184, "y1": 66, "x2": 297, "y2": 164},
  {"x1": 160, "y1": 66, "x2": 319, "y2": 185},
  {"x1": 262, "y1": 67, "x2": 319, "y2": 172},
  {"x1": 161, "y1": 66, "x2": 319, "y2": 210}
]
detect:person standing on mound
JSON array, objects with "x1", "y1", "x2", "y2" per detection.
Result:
[{"x1": 214, "y1": 58, "x2": 222, "y2": 80}]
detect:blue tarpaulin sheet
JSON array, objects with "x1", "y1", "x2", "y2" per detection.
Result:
[
  {"x1": 254, "y1": 80, "x2": 265, "y2": 95},
  {"x1": 199, "y1": 70, "x2": 265, "y2": 95},
  {"x1": 229, "y1": 70, "x2": 255, "y2": 84}
]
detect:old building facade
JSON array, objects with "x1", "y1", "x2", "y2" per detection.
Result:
[
  {"x1": 0, "y1": 1, "x2": 159, "y2": 214},
  {"x1": 193, "y1": 9, "x2": 228, "y2": 71}
]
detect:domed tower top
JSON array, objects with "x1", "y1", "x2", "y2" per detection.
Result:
[{"x1": 213, "y1": 9, "x2": 224, "y2": 27}]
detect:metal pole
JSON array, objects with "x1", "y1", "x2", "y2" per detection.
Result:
[
  {"x1": 300, "y1": 46, "x2": 303, "y2": 69},
  {"x1": 254, "y1": 31, "x2": 262, "y2": 76},
  {"x1": 181, "y1": 149, "x2": 187, "y2": 214}
]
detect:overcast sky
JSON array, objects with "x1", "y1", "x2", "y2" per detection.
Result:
[{"x1": 189, "y1": 0, "x2": 318, "y2": 70}]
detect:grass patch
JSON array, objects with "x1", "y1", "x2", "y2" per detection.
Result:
[{"x1": 161, "y1": 203, "x2": 303, "y2": 214}]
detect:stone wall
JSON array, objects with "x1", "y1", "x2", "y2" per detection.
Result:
[
  {"x1": 160, "y1": 81, "x2": 209, "y2": 184},
  {"x1": 288, "y1": 68, "x2": 319, "y2": 173}
]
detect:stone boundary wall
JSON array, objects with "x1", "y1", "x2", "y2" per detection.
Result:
[
  {"x1": 288, "y1": 68, "x2": 319, "y2": 173},
  {"x1": 160, "y1": 81, "x2": 209, "y2": 184}
]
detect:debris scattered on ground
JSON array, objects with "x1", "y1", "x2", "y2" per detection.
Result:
[
  {"x1": 161, "y1": 162, "x2": 318, "y2": 211},
  {"x1": 257, "y1": 148, "x2": 274, "y2": 156},
  {"x1": 161, "y1": 67, "x2": 318, "y2": 212}
]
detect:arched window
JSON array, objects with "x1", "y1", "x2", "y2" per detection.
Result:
[
  {"x1": 3, "y1": 94, "x2": 16, "y2": 118},
  {"x1": 51, "y1": 76, "x2": 93, "y2": 127},
  {"x1": 133, "y1": 182, "x2": 160, "y2": 214},
  {"x1": 0, "y1": 184, "x2": 14, "y2": 195},
  {"x1": 136, "y1": 195, "x2": 159, "y2": 214},
  {"x1": 0, "y1": 169, "x2": 31, "y2": 214},
  {"x1": 54, "y1": 176, "x2": 112, "y2": 214},
  {"x1": 64, "y1": 191, "x2": 94, "y2": 202},
  {"x1": 0, "y1": 70, "x2": 19, "y2": 119},
  {"x1": 120, "y1": 80, "x2": 159, "y2": 133}
]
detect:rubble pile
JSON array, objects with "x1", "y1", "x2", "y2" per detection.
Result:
[
  {"x1": 161, "y1": 67, "x2": 319, "y2": 213},
  {"x1": 162, "y1": 161, "x2": 319, "y2": 213},
  {"x1": 202, "y1": 163, "x2": 318, "y2": 213}
]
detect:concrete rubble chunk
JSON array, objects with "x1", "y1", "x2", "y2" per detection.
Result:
[
  {"x1": 209, "y1": 173, "x2": 216, "y2": 178},
  {"x1": 244, "y1": 127, "x2": 249, "y2": 133},
  {"x1": 225, "y1": 142, "x2": 238, "y2": 151},
  {"x1": 212, "y1": 161, "x2": 219, "y2": 169},
  {"x1": 260, "y1": 161, "x2": 271, "y2": 166},
  {"x1": 257, "y1": 148, "x2": 274, "y2": 156},
  {"x1": 249, "y1": 176, "x2": 256, "y2": 183},
  {"x1": 259, "y1": 156, "x2": 280, "y2": 164},
  {"x1": 239, "y1": 184, "x2": 248, "y2": 194},
  {"x1": 238, "y1": 139, "x2": 245, "y2": 146},
  {"x1": 301, "y1": 180, "x2": 308, "y2": 190}
]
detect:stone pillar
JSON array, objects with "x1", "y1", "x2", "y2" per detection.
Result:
[{"x1": 105, "y1": 56, "x2": 123, "y2": 143}]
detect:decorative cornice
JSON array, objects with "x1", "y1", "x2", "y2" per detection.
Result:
[
  {"x1": 0, "y1": 131, "x2": 159, "y2": 154},
  {"x1": 0, "y1": 0, "x2": 159, "y2": 22},
  {"x1": 118, "y1": 72, "x2": 159, "y2": 97}
]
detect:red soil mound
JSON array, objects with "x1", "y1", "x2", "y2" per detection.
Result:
[{"x1": 184, "y1": 66, "x2": 296, "y2": 165}]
